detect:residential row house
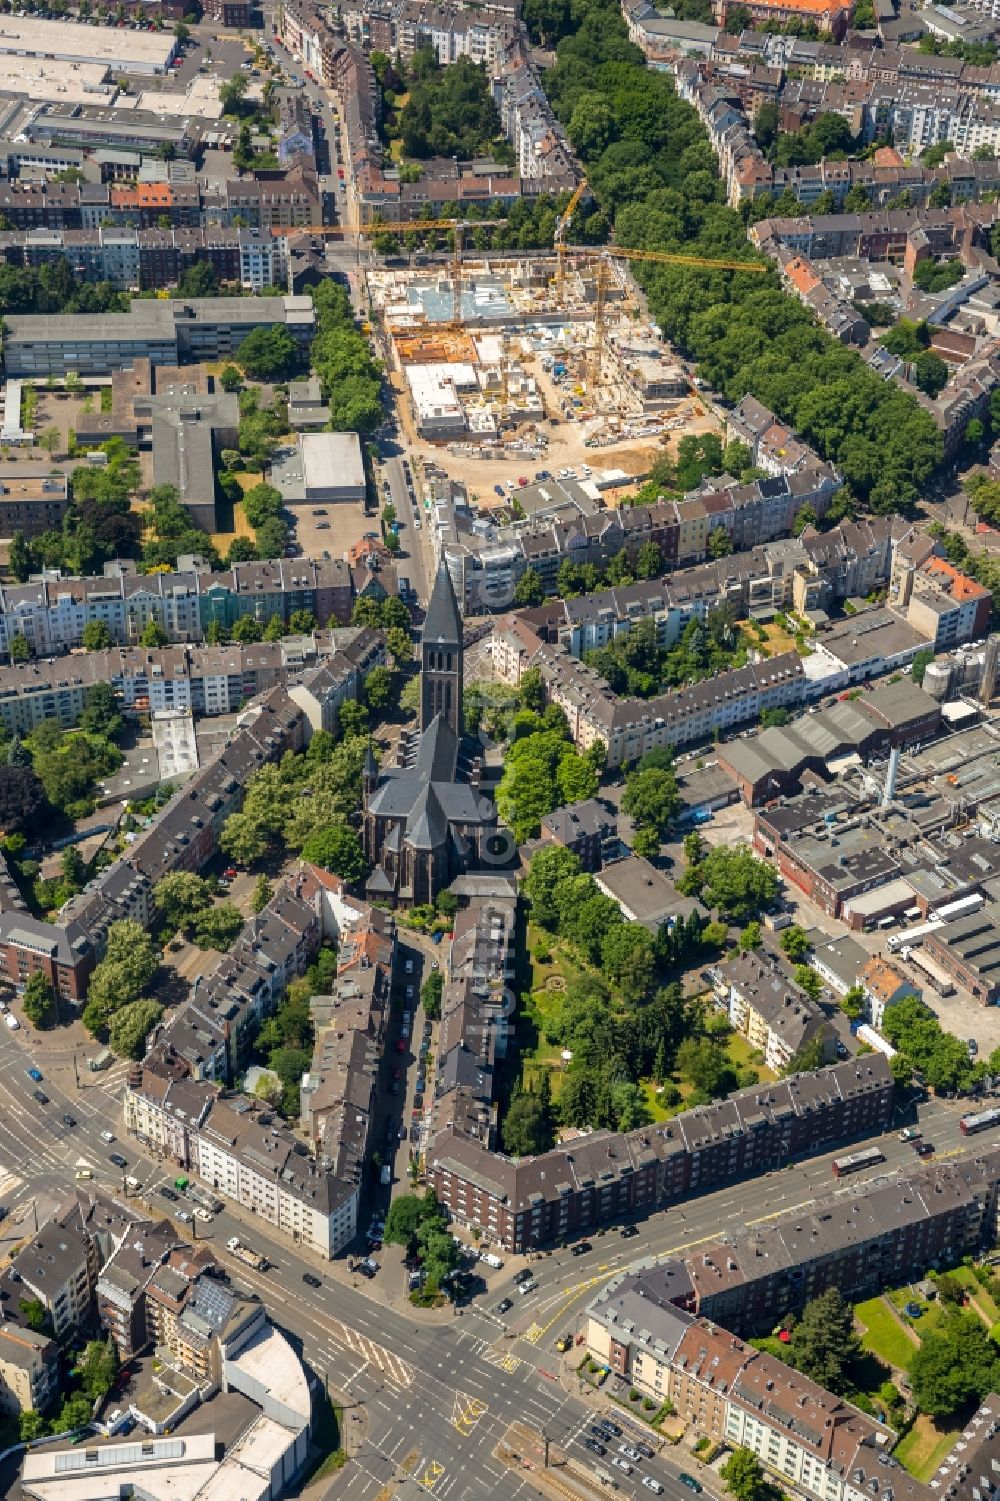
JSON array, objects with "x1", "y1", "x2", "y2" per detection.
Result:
[
  {"x1": 0, "y1": 558, "x2": 365, "y2": 662},
  {"x1": 494, "y1": 621, "x2": 806, "y2": 768},
  {"x1": 443, "y1": 454, "x2": 842, "y2": 614},
  {"x1": 427, "y1": 1054, "x2": 893, "y2": 1251},
  {"x1": 586, "y1": 1266, "x2": 1000, "y2": 1501},
  {"x1": 0, "y1": 627, "x2": 385, "y2": 736}
]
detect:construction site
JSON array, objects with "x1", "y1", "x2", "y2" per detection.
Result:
[{"x1": 366, "y1": 249, "x2": 716, "y2": 482}]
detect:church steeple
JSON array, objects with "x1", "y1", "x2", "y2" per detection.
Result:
[{"x1": 421, "y1": 562, "x2": 463, "y2": 737}]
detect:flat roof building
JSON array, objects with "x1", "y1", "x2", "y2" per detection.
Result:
[
  {"x1": 300, "y1": 432, "x2": 366, "y2": 504},
  {"x1": 0, "y1": 15, "x2": 176, "y2": 74}
]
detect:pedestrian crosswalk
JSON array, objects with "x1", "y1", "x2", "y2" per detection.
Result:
[
  {"x1": 482, "y1": 1342, "x2": 522, "y2": 1375},
  {"x1": 0, "y1": 1167, "x2": 22, "y2": 1201},
  {"x1": 324, "y1": 1315, "x2": 415, "y2": 1388}
]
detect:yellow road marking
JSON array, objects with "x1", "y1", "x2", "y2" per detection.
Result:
[
  {"x1": 452, "y1": 1393, "x2": 489, "y2": 1435},
  {"x1": 421, "y1": 1459, "x2": 446, "y2": 1488}
]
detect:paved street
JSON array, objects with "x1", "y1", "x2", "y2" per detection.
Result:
[{"x1": 0, "y1": 1008, "x2": 976, "y2": 1501}]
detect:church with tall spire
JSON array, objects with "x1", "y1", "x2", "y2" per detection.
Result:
[{"x1": 362, "y1": 563, "x2": 497, "y2": 907}]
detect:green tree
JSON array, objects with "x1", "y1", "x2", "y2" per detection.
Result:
[
  {"x1": 421, "y1": 968, "x2": 444, "y2": 1020},
  {"x1": 621, "y1": 766, "x2": 680, "y2": 836},
  {"x1": 20, "y1": 1410, "x2": 45, "y2": 1442},
  {"x1": 238, "y1": 325, "x2": 300, "y2": 381},
  {"x1": 384, "y1": 1193, "x2": 427, "y2": 1250},
  {"x1": 79, "y1": 1338, "x2": 118, "y2": 1400},
  {"x1": 789, "y1": 1289, "x2": 860, "y2": 1391},
  {"x1": 8, "y1": 532, "x2": 32, "y2": 583},
  {"x1": 220, "y1": 364, "x2": 243, "y2": 393},
  {"x1": 698, "y1": 846, "x2": 777, "y2": 921},
  {"x1": 19, "y1": 1299, "x2": 46, "y2": 1331},
  {"x1": 793, "y1": 963, "x2": 823, "y2": 1002},
  {"x1": 220, "y1": 810, "x2": 270, "y2": 868},
  {"x1": 81, "y1": 620, "x2": 112, "y2": 651},
  {"x1": 632, "y1": 824, "x2": 660, "y2": 859},
  {"x1": 524, "y1": 845, "x2": 582, "y2": 928},
  {"x1": 739, "y1": 920, "x2": 762, "y2": 952},
  {"x1": 22, "y1": 971, "x2": 56, "y2": 1029},
  {"x1": 300, "y1": 824, "x2": 367, "y2": 883},
  {"x1": 779, "y1": 925, "x2": 810, "y2": 963},
  {"x1": 338, "y1": 701, "x2": 369, "y2": 739},
  {"x1": 708, "y1": 527, "x2": 732, "y2": 558},
  {"x1": 191, "y1": 904, "x2": 244, "y2": 951},
  {"x1": 10, "y1": 633, "x2": 30, "y2": 663},
  {"x1": 910, "y1": 1312, "x2": 1000, "y2": 1419},
  {"x1": 365, "y1": 666, "x2": 394, "y2": 716},
  {"x1": 83, "y1": 920, "x2": 159, "y2": 1036},
  {"x1": 231, "y1": 616, "x2": 264, "y2": 644},
  {"x1": 251, "y1": 873, "x2": 273, "y2": 914},
  {"x1": 722, "y1": 1448, "x2": 770, "y2": 1501},
  {"x1": 108, "y1": 998, "x2": 163, "y2": 1061},
  {"x1": 289, "y1": 608, "x2": 316, "y2": 634},
  {"x1": 912, "y1": 647, "x2": 935, "y2": 686},
  {"x1": 80, "y1": 682, "x2": 122, "y2": 739},
  {"x1": 513, "y1": 568, "x2": 544, "y2": 607},
  {"x1": 153, "y1": 871, "x2": 214, "y2": 933},
  {"x1": 140, "y1": 619, "x2": 168, "y2": 649},
  {"x1": 914, "y1": 349, "x2": 950, "y2": 399},
  {"x1": 502, "y1": 1088, "x2": 554, "y2": 1156}
]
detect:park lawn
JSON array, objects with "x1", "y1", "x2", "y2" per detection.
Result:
[
  {"x1": 856, "y1": 1297, "x2": 919, "y2": 1372},
  {"x1": 725, "y1": 1029, "x2": 776, "y2": 1083},
  {"x1": 895, "y1": 1416, "x2": 962, "y2": 1481},
  {"x1": 945, "y1": 1264, "x2": 1000, "y2": 1323},
  {"x1": 642, "y1": 1077, "x2": 697, "y2": 1123}
]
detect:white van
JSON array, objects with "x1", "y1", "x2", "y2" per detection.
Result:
[
  {"x1": 124, "y1": 1175, "x2": 141, "y2": 1191},
  {"x1": 4, "y1": 1013, "x2": 18, "y2": 1030},
  {"x1": 479, "y1": 1251, "x2": 503, "y2": 1270}
]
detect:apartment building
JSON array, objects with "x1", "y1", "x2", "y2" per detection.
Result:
[
  {"x1": 0, "y1": 473, "x2": 69, "y2": 541},
  {"x1": 444, "y1": 460, "x2": 840, "y2": 613},
  {"x1": 717, "y1": 952, "x2": 834, "y2": 1073},
  {"x1": 96, "y1": 1218, "x2": 180, "y2": 1360},
  {"x1": 501, "y1": 629, "x2": 806, "y2": 769},
  {"x1": 125, "y1": 1066, "x2": 356, "y2": 1260},
  {"x1": 5, "y1": 1199, "x2": 99, "y2": 1339},
  {"x1": 586, "y1": 1274, "x2": 892, "y2": 1501},
  {"x1": 0, "y1": 563, "x2": 360, "y2": 663},
  {"x1": 0, "y1": 1326, "x2": 59, "y2": 1417},
  {"x1": 676, "y1": 1146, "x2": 1000, "y2": 1331},
  {"x1": 861, "y1": 955, "x2": 921, "y2": 1029},
  {"x1": 428, "y1": 1054, "x2": 893, "y2": 1251},
  {"x1": 714, "y1": 0, "x2": 851, "y2": 37},
  {"x1": 892, "y1": 553, "x2": 993, "y2": 650}
]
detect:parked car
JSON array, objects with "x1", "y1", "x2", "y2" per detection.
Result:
[
  {"x1": 679, "y1": 1475, "x2": 703, "y2": 1492},
  {"x1": 571, "y1": 1241, "x2": 592, "y2": 1257},
  {"x1": 611, "y1": 1458, "x2": 633, "y2": 1475},
  {"x1": 61, "y1": 1113, "x2": 76, "y2": 1128},
  {"x1": 620, "y1": 1445, "x2": 642, "y2": 1463},
  {"x1": 621, "y1": 1224, "x2": 639, "y2": 1239},
  {"x1": 599, "y1": 1420, "x2": 622, "y2": 1438},
  {"x1": 585, "y1": 1439, "x2": 607, "y2": 1456}
]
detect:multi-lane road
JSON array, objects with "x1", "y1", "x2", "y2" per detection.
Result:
[{"x1": 0, "y1": 1011, "x2": 976, "y2": 1501}]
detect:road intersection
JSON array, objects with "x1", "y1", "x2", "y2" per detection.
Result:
[{"x1": 0, "y1": 1012, "x2": 974, "y2": 1501}]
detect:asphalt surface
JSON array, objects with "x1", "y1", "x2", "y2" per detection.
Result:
[{"x1": 0, "y1": 1010, "x2": 977, "y2": 1501}]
